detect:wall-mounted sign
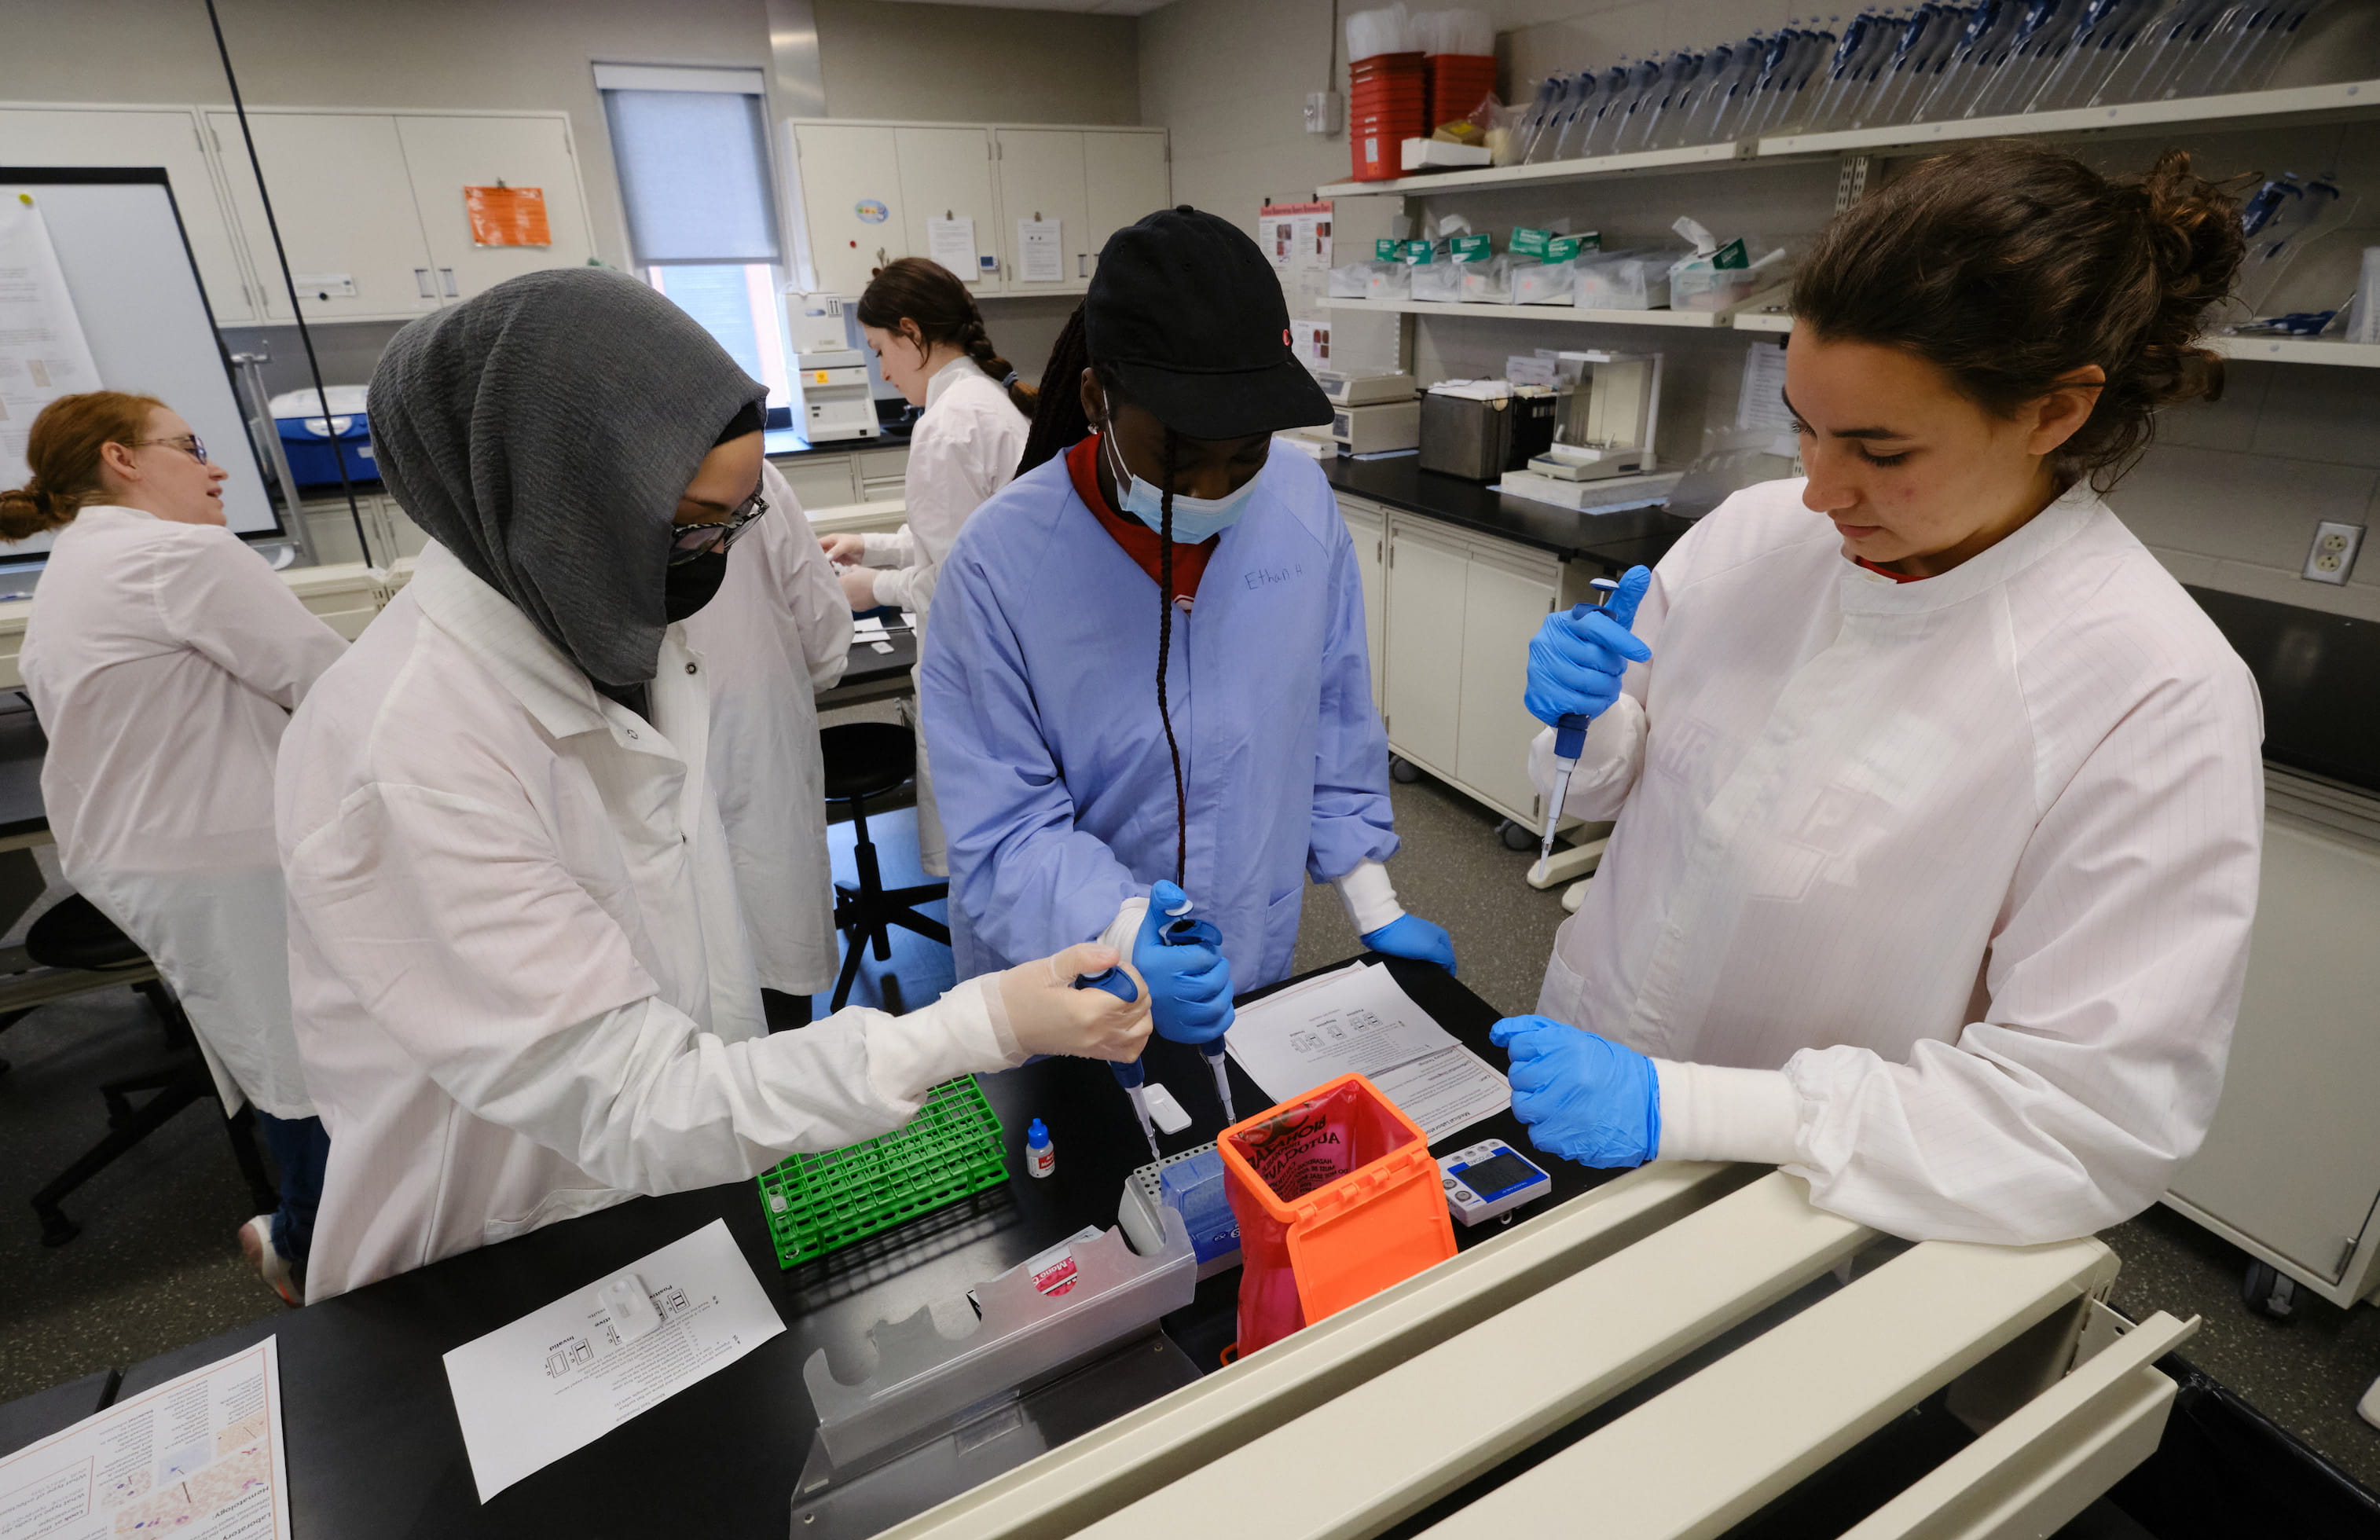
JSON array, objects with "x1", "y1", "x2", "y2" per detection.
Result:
[
  {"x1": 855, "y1": 200, "x2": 889, "y2": 225},
  {"x1": 464, "y1": 185, "x2": 551, "y2": 248}
]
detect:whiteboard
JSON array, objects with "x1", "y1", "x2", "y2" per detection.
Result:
[{"x1": 0, "y1": 169, "x2": 281, "y2": 559}]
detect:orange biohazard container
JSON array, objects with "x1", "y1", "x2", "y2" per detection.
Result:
[{"x1": 1218, "y1": 1072, "x2": 1458, "y2": 1357}]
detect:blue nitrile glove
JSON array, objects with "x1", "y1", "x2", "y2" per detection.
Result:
[
  {"x1": 1524, "y1": 566, "x2": 1653, "y2": 728},
  {"x1": 1136, "y1": 880, "x2": 1234, "y2": 1045},
  {"x1": 1360, "y1": 914, "x2": 1458, "y2": 975},
  {"x1": 1489, "y1": 1014, "x2": 1661, "y2": 1169}
]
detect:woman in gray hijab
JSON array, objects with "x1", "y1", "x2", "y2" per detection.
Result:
[{"x1": 272, "y1": 269, "x2": 1152, "y2": 1299}]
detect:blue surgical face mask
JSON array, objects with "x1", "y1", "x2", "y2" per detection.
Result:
[{"x1": 1103, "y1": 429, "x2": 1258, "y2": 544}]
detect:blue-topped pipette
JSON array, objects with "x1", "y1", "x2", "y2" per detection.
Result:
[
  {"x1": 1076, "y1": 889, "x2": 1235, "y2": 1151},
  {"x1": 1536, "y1": 577, "x2": 1622, "y2": 885}
]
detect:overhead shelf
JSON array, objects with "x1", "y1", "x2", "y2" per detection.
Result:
[
  {"x1": 1316, "y1": 139, "x2": 1744, "y2": 199},
  {"x1": 1320, "y1": 296, "x2": 1732, "y2": 328},
  {"x1": 1759, "y1": 75, "x2": 2380, "y2": 159},
  {"x1": 1634, "y1": 306, "x2": 2380, "y2": 367},
  {"x1": 2207, "y1": 334, "x2": 2380, "y2": 368},
  {"x1": 1319, "y1": 78, "x2": 2380, "y2": 200}
]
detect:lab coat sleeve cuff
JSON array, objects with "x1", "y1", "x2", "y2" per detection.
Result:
[
  {"x1": 1097, "y1": 895, "x2": 1146, "y2": 953},
  {"x1": 871, "y1": 567, "x2": 912, "y2": 610},
  {"x1": 860, "y1": 530, "x2": 908, "y2": 566},
  {"x1": 862, "y1": 975, "x2": 1026, "y2": 1110},
  {"x1": 1333, "y1": 860, "x2": 1404, "y2": 935},
  {"x1": 1652, "y1": 1059, "x2": 1803, "y2": 1166}
]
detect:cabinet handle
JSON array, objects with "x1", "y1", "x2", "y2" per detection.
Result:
[
  {"x1": 1078, "y1": 253, "x2": 1087, "y2": 278},
  {"x1": 439, "y1": 267, "x2": 458, "y2": 298},
  {"x1": 414, "y1": 267, "x2": 435, "y2": 299}
]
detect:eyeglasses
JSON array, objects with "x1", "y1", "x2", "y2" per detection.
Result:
[
  {"x1": 667, "y1": 490, "x2": 769, "y2": 566},
  {"x1": 133, "y1": 434, "x2": 209, "y2": 464}
]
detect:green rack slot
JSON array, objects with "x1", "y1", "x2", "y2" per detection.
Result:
[{"x1": 756, "y1": 1076, "x2": 1008, "y2": 1267}]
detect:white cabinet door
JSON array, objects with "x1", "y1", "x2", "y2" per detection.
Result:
[
  {"x1": 894, "y1": 126, "x2": 998, "y2": 292},
  {"x1": 790, "y1": 123, "x2": 905, "y2": 297},
  {"x1": 1382, "y1": 520, "x2": 1467, "y2": 776},
  {"x1": 2168, "y1": 813, "x2": 2380, "y2": 1282},
  {"x1": 1339, "y1": 499, "x2": 1387, "y2": 713},
  {"x1": 1083, "y1": 130, "x2": 1168, "y2": 276},
  {"x1": 770, "y1": 453, "x2": 858, "y2": 512},
  {"x1": 1, "y1": 106, "x2": 255, "y2": 322},
  {"x1": 394, "y1": 115, "x2": 592, "y2": 303},
  {"x1": 206, "y1": 112, "x2": 437, "y2": 324},
  {"x1": 1455, "y1": 545, "x2": 1558, "y2": 825},
  {"x1": 993, "y1": 129, "x2": 1089, "y2": 294}
]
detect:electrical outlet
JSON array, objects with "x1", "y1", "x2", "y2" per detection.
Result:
[{"x1": 2303, "y1": 521, "x2": 2364, "y2": 585}]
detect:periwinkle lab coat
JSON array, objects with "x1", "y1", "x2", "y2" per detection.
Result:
[
  {"x1": 277, "y1": 541, "x2": 1022, "y2": 1300},
  {"x1": 20, "y1": 505, "x2": 347, "y2": 1118},
  {"x1": 1536, "y1": 478, "x2": 2266, "y2": 1245},
  {"x1": 921, "y1": 441, "x2": 1398, "y2": 988},
  {"x1": 682, "y1": 461, "x2": 852, "y2": 996}
]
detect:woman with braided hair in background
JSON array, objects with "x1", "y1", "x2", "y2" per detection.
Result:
[{"x1": 820, "y1": 258, "x2": 1032, "y2": 878}]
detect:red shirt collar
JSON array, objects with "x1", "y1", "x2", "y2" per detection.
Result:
[
  {"x1": 1853, "y1": 556, "x2": 1924, "y2": 584},
  {"x1": 1065, "y1": 433, "x2": 1219, "y2": 603}
]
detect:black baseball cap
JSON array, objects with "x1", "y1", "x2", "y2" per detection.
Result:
[{"x1": 1084, "y1": 206, "x2": 1333, "y2": 440}]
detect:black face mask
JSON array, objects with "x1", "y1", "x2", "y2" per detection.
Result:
[{"x1": 662, "y1": 547, "x2": 731, "y2": 621}]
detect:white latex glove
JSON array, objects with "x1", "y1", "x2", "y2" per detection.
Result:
[
  {"x1": 820, "y1": 532, "x2": 867, "y2": 564},
  {"x1": 995, "y1": 943, "x2": 1153, "y2": 1062}
]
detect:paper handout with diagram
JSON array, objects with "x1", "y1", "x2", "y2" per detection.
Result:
[
  {"x1": 1225, "y1": 962, "x2": 1510, "y2": 1141},
  {"x1": 0, "y1": 1336, "x2": 291, "y2": 1540},
  {"x1": 441, "y1": 1219, "x2": 785, "y2": 1502}
]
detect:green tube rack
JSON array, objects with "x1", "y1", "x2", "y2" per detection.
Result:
[{"x1": 757, "y1": 1075, "x2": 1009, "y2": 1268}]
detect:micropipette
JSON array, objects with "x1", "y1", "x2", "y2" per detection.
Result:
[
  {"x1": 1535, "y1": 577, "x2": 1622, "y2": 885},
  {"x1": 1077, "y1": 966, "x2": 1162, "y2": 1160}
]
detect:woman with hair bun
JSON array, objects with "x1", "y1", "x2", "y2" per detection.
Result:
[
  {"x1": 1499, "y1": 143, "x2": 2265, "y2": 1246},
  {"x1": 6, "y1": 390, "x2": 347, "y2": 1302},
  {"x1": 820, "y1": 257, "x2": 1032, "y2": 876}
]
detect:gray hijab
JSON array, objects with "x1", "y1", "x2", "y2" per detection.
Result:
[{"x1": 369, "y1": 268, "x2": 766, "y2": 688}]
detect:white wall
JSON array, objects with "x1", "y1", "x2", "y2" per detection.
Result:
[{"x1": 1141, "y1": 0, "x2": 2380, "y2": 620}]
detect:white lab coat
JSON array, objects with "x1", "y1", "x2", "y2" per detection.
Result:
[
  {"x1": 276, "y1": 541, "x2": 1026, "y2": 1300},
  {"x1": 857, "y1": 358, "x2": 1030, "y2": 623},
  {"x1": 859, "y1": 360, "x2": 1029, "y2": 878},
  {"x1": 682, "y1": 462, "x2": 852, "y2": 995},
  {"x1": 1535, "y1": 478, "x2": 2264, "y2": 1246},
  {"x1": 20, "y1": 506, "x2": 346, "y2": 1118}
]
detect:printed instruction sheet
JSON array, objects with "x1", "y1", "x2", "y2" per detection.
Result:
[
  {"x1": 0, "y1": 1336, "x2": 290, "y2": 1540},
  {"x1": 1227, "y1": 962, "x2": 1509, "y2": 1140},
  {"x1": 442, "y1": 1219, "x2": 785, "y2": 1502}
]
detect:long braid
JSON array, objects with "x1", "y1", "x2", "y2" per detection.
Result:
[
  {"x1": 1156, "y1": 427, "x2": 1186, "y2": 886},
  {"x1": 1015, "y1": 306, "x2": 1091, "y2": 477},
  {"x1": 957, "y1": 314, "x2": 1036, "y2": 416}
]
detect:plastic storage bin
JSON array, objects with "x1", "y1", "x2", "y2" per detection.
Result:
[
  {"x1": 755, "y1": 1076, "x2": 1007, "y2": 1267},
  {"x1": 1364, "y1": 262, "x2": 1414, "y2": 300},
  {"x1": 1219, "y1": 1072, "x2": 1457, "y2": 1356},
  {"x1": 268, "y1": 383, "x2": 376, "y2": 488},
  {"x1": 1410, "y1": 262, "x2": 1465, "y2": 302},
  {"x1": 1329, "y1": 261, "x2": 1381, "y2": 299},
  {"x1": 1510, "y1": 258, "x2": 1576, "y2": 306},
  {"x1": 1575, "y1": 250, "x2": 1685, "y2": 310},
  {"x1": 1460, "y1": 254, "x2": 1526, "y2": 303}
]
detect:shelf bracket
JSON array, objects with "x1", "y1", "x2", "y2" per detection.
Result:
[{"x1": 1835, "y1": 154, "x2": 1872, "y2": 214}]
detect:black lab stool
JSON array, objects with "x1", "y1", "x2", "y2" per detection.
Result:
[
  {"x1": 821, "y1": 724, "x2": 951, "y2": 1011},
  {"x1": 24, "y1": 895, "x2": 277, "y2": 1245}
]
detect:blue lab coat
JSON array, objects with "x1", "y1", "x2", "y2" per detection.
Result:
[{"x1": 920, "y1": 441, "x2": 1397, "y2": 988}]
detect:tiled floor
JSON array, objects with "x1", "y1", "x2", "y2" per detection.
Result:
[{"x1": 3, "y1": 773, "x2": 2378, "y2": 1500}]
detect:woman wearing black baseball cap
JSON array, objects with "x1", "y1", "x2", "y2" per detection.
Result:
[{"x1": 921, "y1": 207, "x2": 1457, "y2": 1056}]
